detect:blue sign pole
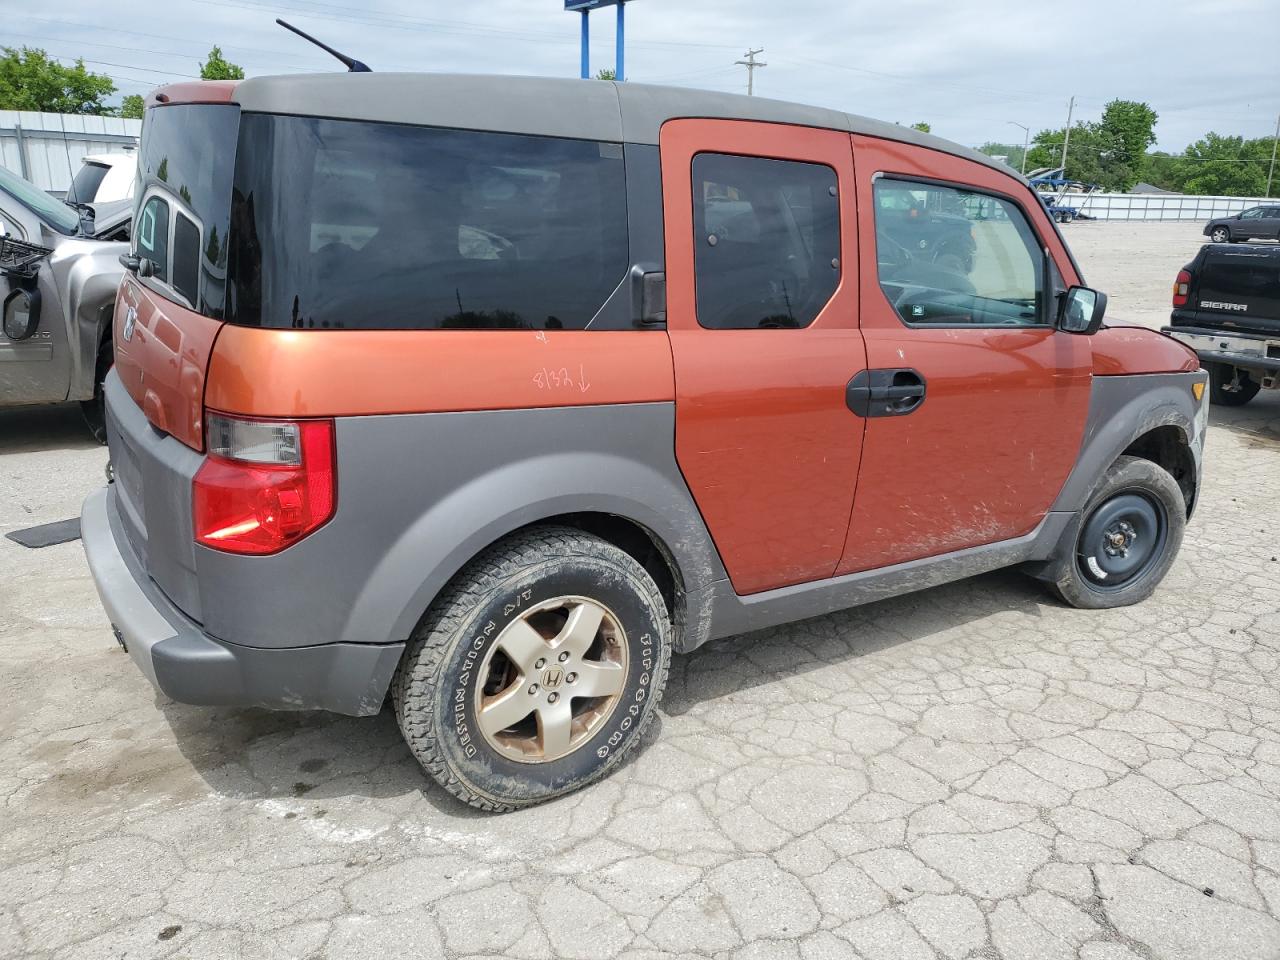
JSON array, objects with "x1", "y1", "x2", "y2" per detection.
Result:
[
  {"x1": 567, "y1": 1, "x2": 633, "y2": 80},
  {"x1": 615, "y1": 1, "x2": 625, "y2": 81}
]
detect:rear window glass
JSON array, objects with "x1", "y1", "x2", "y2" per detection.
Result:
[
  {"x1": 134, "y1": 103, "x2": 238, "y2": 315},
  {"x1": 70, "y1": 162, "x2": 109, "y2": 204},
  {"x1": 227, "y1": 115, "x2": 630, "y2": 330}
]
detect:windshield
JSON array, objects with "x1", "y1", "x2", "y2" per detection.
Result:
[
  {"x1": 225, "y1": 114, "x2": 629, "y2": 330},
  {"x1": 0, "y1": 164, "x2": 80, "y2": 235}
]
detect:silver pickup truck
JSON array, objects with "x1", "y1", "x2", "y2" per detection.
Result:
[{"x1": 0, "y1": 164, "x2": 129, "y2": 441}]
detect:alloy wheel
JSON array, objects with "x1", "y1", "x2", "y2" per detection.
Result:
[{"x1": 474, "y1": 596, "x2": 628, "y2": 763}]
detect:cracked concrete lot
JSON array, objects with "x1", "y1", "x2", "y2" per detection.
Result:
[{"x1": 3, "y1": 222, "x2": 1280, "y2": 959}]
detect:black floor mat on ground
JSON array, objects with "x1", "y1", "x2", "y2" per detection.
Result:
[{"x1": 5, "y1": 518, "x2": 81, "y2": 548}]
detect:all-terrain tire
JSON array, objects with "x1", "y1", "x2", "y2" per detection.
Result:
[
  {"x1": 1045, "y1": 456, "x2": 1186, "y2": 610},
  {"x1": 1208, "y1": 362, "x2": 1261, "y2": 407},
  {"x1": 393, "y1": 525, "x2": 672, "y2": 811},
  {"x1": 80, "y1": 338, "x2": 112, "y2": 444}
]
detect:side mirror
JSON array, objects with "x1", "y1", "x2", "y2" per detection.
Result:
[
  {"x1": 1057, "y1": 285, "x2": 1107, "y2": 335},
  {"x1": 137, "y1": 257, "x2": 155, "y2": 279},
  {"x1": 119, "y1": 252, "x2": 140, "y2": 273},
  {"x1": 3, "y1": 286, "x2": 41, "y2": 341}
]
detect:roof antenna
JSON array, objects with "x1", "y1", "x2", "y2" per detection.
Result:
[{"x1": 275, "y1": 18, "x2": 372, "y2": 72}]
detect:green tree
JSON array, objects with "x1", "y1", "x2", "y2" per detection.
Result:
[
  {"x1": 1098, "y1": 99, "x2": 1158, "y2": 180},
  {"x1": 977, "y1": 141, "x2": 1027, "y2": 172},
  {"x1": 0, "y1": 46, "x2": 116, "y2": 114},
  {"x1": 910, "y1": 121, "x2": 931, "y2": 134},
  {"x1": 595, "y1": 68, "x2": 616, "y2": 81},
  {"x1": 199, "y1": 45, "x2": 245, "y2": 81},
  {"x1": 119, "y1": 94, "x2": 145, "y2": 119},
  {"x1": 1026, "y1": 122, "x2": 1136, "y2": 191},
  {"x1": 1179, "y1": 133, "x2": 1272, "y2": 196}
]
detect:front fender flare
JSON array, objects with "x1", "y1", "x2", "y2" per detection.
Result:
[{"x1": 1051, "y1": 371, "x2": 1206, "y2": 515}]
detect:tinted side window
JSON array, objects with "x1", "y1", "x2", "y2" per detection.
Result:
[
  {"x1": 1240, "y1": 207, "x2": 1263, "y2": 219},
  {"x1": 228, "y1": 115, "x2": 629, "y2": 330},
  {"x1": 874, "y1": 178, "x2": 1045, "y2": 327},
  {"x1": 692, "y1": 153, "x2": 839, "y2": 329},
  {"x1": 172, "y1": 213, "x2": 201, "y2": 305},
  {"x1": 137, "y1": 196, "x2": 170, "y2": 283}
]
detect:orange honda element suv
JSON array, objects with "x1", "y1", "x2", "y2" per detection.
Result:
[{"x1": 83, "y1": 74, "x2": 1208, "y2": 810}]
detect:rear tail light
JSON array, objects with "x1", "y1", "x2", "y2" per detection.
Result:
[
  {"x1": 193, "y1": 413, "x2": 336, "y2": 555},
  {"x1": 1173, "y1": 269, "x2": 1191, "y2": 307}
]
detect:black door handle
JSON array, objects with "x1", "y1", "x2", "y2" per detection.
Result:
[{"x1": 846, "y1": 368, "x2": 927, "y2": 418}]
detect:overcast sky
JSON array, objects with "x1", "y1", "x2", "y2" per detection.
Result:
[{"x1": 18, "y1": 0, "x2": 1280, "y2": 152}]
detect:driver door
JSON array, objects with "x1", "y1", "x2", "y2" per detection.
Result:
[{"x1": 838, "y1": 135, "x2": 1092, "y2": 574}]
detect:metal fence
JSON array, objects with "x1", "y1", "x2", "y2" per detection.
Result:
[
  {"x1": 0, "y1": 111, "x2": 141, "y2": 195},
  {"x1": 1058, "y1": 192, "x2": 1274, "y2": 221}
]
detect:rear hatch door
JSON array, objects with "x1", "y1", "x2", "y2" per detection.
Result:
[
  {"x1": 107, "y1": 97, "x2": 239, "y2": 623},
  {"x1": 1195, "y1": 246, "x2": 1280, "y2": 336}
]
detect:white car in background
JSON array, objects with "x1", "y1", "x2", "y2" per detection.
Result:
[{"x1": 69, "y1": 153, "x2": 136, "y2": 204}]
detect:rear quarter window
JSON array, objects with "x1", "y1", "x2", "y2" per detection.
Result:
[
  {"x1": 134, "y1": 103, "x2": 239, "y2": 315},
  {"x1": 227, "y1": 116, "x2": 630, "y2": 330}
]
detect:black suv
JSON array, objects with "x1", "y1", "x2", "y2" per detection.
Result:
[
  {"x1": 1165, "y1": 242, "x2": 1280, "y2": 405},
  {"x1": 1203, "y1": 205, "x2": 1280, "y2": 244}
]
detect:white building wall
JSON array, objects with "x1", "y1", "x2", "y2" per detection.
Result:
[
  {"x1": 1058, "y1": 192, "x2": 1274, "y2": 221},
  {"x1": 0, "y1": 111, "x2": 141, "y2": 193}
]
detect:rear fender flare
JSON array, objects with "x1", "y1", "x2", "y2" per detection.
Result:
[{"x1": 341, "y1": 451, "x2": 724, "y2": 652}]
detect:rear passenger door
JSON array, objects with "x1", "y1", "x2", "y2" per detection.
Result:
[
  {"x1": 660, "y1": 119, "x2": 867, "y2": 595},
  {"x1": 838, "y1": 136, "x2": 1093, "y2": 575}
]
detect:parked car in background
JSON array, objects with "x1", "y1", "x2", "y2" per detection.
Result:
[
  {"x1": 84, "y1": 75, "x2": 1207, "y2": 812},
  {"x1": 69, "y1": 153, "x2": 136, "y2": 205},
  {"x1": 1203, "y1": 205, "x2": 1280, "y2": 244},
  {"x1": 0, "y1": 163, "x2": 127, "y2": 440},
  {"x1": 1165, "y1": 242, "x2": 1279, "y2": 405}
]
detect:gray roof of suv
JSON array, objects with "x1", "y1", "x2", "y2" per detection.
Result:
[{"x1": 232, "y1": 72, "x2": 1023, "y2": 185}]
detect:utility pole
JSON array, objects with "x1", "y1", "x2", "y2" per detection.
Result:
[
  {"x1": 1008, "y1": 121, "x2": 1030, "y2": 176},
  {"x1": 1267, "y1": 112, "x2": 1279, "y2": 197},
  {"x1": 735, "y1": 48, "x2": 766, "y2": 96},
  {"x1": 1059, "y1": 95, "x2": 1076, "y2": 175}
]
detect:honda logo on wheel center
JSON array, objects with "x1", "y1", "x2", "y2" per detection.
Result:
[{"x1": 541, "y1": 666, "x2": 564, "y2": 689}]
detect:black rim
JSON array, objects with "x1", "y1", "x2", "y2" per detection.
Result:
[{"x1": 1076, "y1": 489, "x2": 1168, "y2": 591}]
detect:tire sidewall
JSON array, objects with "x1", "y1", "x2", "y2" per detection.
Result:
[{"x1": 430, "y1": 554, "x2": 667, "y2": 806}]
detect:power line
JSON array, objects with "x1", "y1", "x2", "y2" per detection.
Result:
[
  {"x1": 20, "y1": 16, "x2": 328, "y2": 65},
  {"x1": 4, "y1": 31, "x2": 310, "y2": 75},
  {"x1": 191, "y1": 0, "x2": 739, "y2": 51}
]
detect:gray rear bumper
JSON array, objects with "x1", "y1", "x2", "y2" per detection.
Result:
[{"x1": 81, "y1": 486, "x2": 403, "y2": 717}]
